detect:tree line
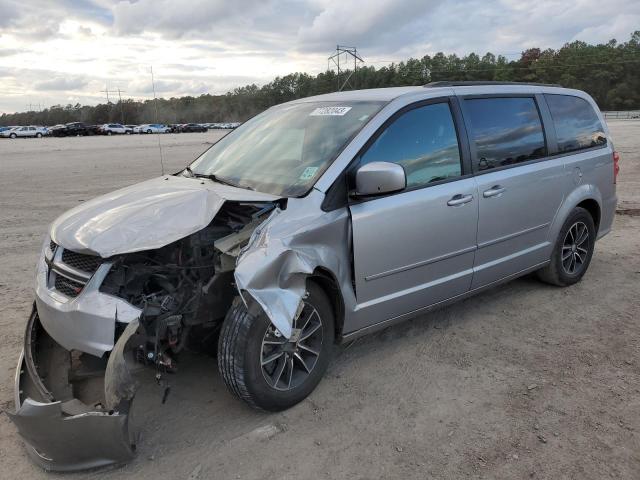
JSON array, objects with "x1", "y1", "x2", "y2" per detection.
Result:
[{"x1": 2, "y1": 31, "x2": 639, "y2": 127}]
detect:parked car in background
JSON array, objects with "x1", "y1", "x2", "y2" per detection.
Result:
[
  {"x1": 100, "y1": 124, "x2": 132, "y2": 135},
  {"x1": 0, "y1": 126, "x2": 19, "y2": 134},
  {"x1": 125, "y1": 125, "x2": 138, "y2": 133},
  {"x1": 136, "y1": 124, "x2": 171, "y2": 134},
  {"x1": 49, "y1": 122, "x2": 97, "y2": 137},
  {"x1": 179, "y1": 123, "x2": 207, "y2": 133},
  {"x1": 0, "y1": 125, "x2": 48, "y2": 138}
]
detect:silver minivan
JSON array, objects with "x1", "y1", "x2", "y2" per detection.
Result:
[{"x1": 9, "y1": 82, "x2": 618, "y2": 470}]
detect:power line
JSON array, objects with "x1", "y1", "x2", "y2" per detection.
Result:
[
  {"x1": 368, "y1": 50, "x2": 640, "y2": 65},
  {"x1": 351, "y1": 59, "x2": 640, "y2": 76}
]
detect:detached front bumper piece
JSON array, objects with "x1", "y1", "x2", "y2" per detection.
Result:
[{"x1": 7, "y1": 307, "x2": 139, "y2": 471}]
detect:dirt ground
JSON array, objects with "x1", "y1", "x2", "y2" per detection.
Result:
[{"x1": 0, "y1": 123, "x2": 639, "y2": 479}]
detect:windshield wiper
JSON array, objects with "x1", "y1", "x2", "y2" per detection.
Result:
[{"x1": 193, "y1": 172, "x2": 254, "y2": 191}]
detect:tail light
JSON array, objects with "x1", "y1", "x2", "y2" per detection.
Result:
[{"x1": 613, "y1": 151, "x2": 620, "y2": 184}]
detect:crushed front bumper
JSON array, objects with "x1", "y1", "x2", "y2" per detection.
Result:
[{"x1": 7, "y1": 307, "x2": 139, "y2": 471}]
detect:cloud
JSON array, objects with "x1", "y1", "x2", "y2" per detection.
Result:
[
  {"x1": 112, "y1": 0, "x2": 264, "y2": 37},
  {"x1": 0, "y1": 48, "x2": 20, "y2": 57},
  {"x1": 0, "y1": 0, "x2": 638, "y2": 113},
  {"x1": 35, "y1": 77, "x2": 89, "y2": 91},
  {"x1": 296, "y1": 0, "x2": 442, "y2": 53}
]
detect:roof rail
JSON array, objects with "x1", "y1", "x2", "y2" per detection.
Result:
[{"x1": 424, "y1": 81, "x2": 562, "y2": 88}]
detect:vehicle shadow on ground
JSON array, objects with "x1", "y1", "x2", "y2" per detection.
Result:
[{"x1": 128, "y1": 272, "x2": 547, "y2": 461}]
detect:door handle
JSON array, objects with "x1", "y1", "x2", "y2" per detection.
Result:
[
  {"x1": 447, "y1": 194, "x2": 474, "y2": 206},
  {"x1": 483, "y1": 185, "x2": 506, "y2": 198}
]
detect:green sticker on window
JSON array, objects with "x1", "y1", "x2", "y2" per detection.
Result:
[{"x1": 300, "y1": 167, "x2": 319, "y2": 180}]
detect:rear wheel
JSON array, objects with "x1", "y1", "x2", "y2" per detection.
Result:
[
  {"x1": 107, "y1": 131, "x2": 112, "y2": 136},
  {"x1": 537, "y1": 207, "x2": 596, "y2": 286},
  {"x1": 36, "y1": 132, "x2": 42, "y2": 138},
  {"x1": 218, "y1": 282, "x2": 334, "y2": 411},
  {"x1": 146, "y1": 129, "x2": 152, "y2": 134},
  {"x1": 9, "y1": 133, "x2": 16, "y2": 138}
]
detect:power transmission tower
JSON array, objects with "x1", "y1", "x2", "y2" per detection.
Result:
[
  {"x1": 327, "y1": 45, "x2": 364, "y2": 91},
  {"x1": 100, "y1": 86, "x2": 127, "y2": 124}
]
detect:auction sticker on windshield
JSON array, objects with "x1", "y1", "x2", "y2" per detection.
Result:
[
  {"x1": 309, "y1": 106, "x2": 352, "y2": 116},
  {"x1": 300, "y1": 166, "x2": 319, "y2": 180}
]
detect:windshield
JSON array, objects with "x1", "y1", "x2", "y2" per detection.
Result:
[{"x1": 188, "y1": 101, "x2": 385, "y2": 197}]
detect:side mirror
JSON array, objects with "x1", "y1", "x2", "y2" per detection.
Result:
[{"x1": 353, "y1": 161, "x2": 406, "y2": 196}]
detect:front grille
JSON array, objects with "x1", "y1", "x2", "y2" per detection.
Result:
[
  {"x1": 61, "y1": 249, "x2": 101, "y2": 274},
  {"x1": 55, "y1": 275, "x2": 84, "y2": 297}
]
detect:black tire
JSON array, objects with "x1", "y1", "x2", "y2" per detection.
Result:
[
  {"x1": 537, "y1": 207, "x2": 596, "y2": 286},
  {"x1": 36, "y1": 133, "x2": 42, "y2": 138},
  {"x1": 9, "y1": 133, "x2": 16, "y2": 138},
  {"x1": 218, "y1": 282, "x2": 334, "y2": 411},
  {"x1": 146, "y1": 129, "x2": 152, "y2": 134}
]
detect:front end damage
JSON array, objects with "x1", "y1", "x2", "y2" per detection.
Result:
[
  {"x1": 9, "y1": 193, "x2": 281, "y2": 471},
  {"x1": 8, "y1": 309, "x2": 139, "y2": 471},
  {"x1": 8, "y1": 176, "x2": 352, "y2": 471}
]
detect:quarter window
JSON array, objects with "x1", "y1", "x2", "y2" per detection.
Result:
[
  {"x1": 465, "y1": 97, "x2": 546, "y2": 171},
  {"x1": 359, "y1": 102, "x2": 462, "y2": 188},
  {"x1": 545, "y1": 94, "x2": 606, "y2": 153}
]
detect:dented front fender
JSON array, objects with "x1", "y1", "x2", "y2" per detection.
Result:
[{"x1": 234, "y1": 194, "x2": 353, "y2": 339}]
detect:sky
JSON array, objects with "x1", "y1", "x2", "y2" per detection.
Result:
[{"x1": 0, "y1": 0, "x2": 638, "y2": 114}]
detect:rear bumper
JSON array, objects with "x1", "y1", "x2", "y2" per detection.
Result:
[{"x1": 6, "y1": 308, "x2": 139, "y2": 471}]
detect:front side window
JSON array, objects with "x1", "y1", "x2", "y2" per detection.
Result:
[
  {"x1": 465, "y1": 97, "x2": 546, "y2": 171},
  {"x1": 545, "y1": 94, "x2": 606, "y2": 153},
  {"x1": 191, "y1": 101, "x2": 385, "y2": 197},
  {"x1": 359, "y1": 102, "x2": 462, "y2": 188}
]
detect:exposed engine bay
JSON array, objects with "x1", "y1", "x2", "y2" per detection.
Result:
[
  {"x1": 9, "y1": 174, "x2": 352, "y2": 472},
  {"x1": 99, "y1": 201, "x2": 276, "y2": 376},
  {"x1": 8, "y1": 199, "x2": 282, "y2": 471}
]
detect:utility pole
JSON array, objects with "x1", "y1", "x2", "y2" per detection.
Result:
[
  {"x1": 117, "y1": 87, "x2": 125, "y2": 125},
  {"x1": 100, "y1": 86, "x2": 127, "y2": 124},
  {"x1": 327, "y1": 45, "x2": 364, "y2": 91},
  {"x1": 101, "y1": 84, "x2": 111, "y2": 103}
]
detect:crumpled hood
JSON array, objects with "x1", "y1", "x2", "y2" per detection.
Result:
[{"x1": 50, "y1": 175, "x2": 279, "y2": 257}]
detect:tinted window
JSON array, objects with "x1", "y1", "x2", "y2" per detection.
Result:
[
  {"x1": 360, "y1": 102, "x2": 462, "y2": 188},
  {"x1": 545, "y1": 94, "x2": 606, "y2": 153},
  {"x1": 465, "y1": 97, "x2": 546, "y2": 170}
]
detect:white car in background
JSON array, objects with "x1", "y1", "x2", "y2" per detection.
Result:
[
  {"x1": 100, "y1": 124, "x2": 132, "y2": 135},
  {"x1": 0, "y1": 126, "x2": 48, "y2": 138},
  {"x1": 135, "y1": 124, "x2": 171, "y2": 134}
]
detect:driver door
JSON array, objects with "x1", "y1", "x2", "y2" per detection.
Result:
[{"x1": 348, "y1": 99, "x2": 479, "y2": 332}]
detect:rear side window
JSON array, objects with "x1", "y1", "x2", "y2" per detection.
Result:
[
  {"x1": 545, "y1": 94, "x2": 606, "y2": 153},
  {"x1": 464, "y1": 97, "x2": 546, "y2": 171},
  {"x1": 359, "y1": 102, "x2": 462, "y2": 188}
]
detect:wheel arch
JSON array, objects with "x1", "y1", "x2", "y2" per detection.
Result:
[
  {"x1": 575, "y1": 198, "x2": 601, "y2": 234},
  {"x1": 309, "y1": 267, "x2": 345, "y2": 343},
  {"x1": 550, "y1": 185, "x2": 603, "y2": 244}
]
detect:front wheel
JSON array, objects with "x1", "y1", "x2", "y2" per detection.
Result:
[
  {"x1": 218, "y1": 282, "x2": 334, "y2": 411},
  {"x1": 36, "y1": 133, "x2": 42, "y2": 138},
  {"x1": 537, "y1": 207, "x2": 596, "y2": 286},
  {"x1": 10, "y1": 133, "x2": 16, "y2": 138}
]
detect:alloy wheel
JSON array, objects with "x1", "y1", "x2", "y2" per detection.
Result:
[
  {"x1": 260, "y1": 301, "x2": 323, "y2": 391},
  {"x1": 562, "y1": 221, "x2": 589, "y2": 275}
]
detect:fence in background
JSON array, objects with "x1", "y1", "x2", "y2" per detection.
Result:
[{"x1": 603, "y1": 111, "x2": 640, "y2": 120}]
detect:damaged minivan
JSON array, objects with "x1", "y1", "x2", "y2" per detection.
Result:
[{"x1": 9, "y1": 82, "x2": 617, "y2": 471}]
